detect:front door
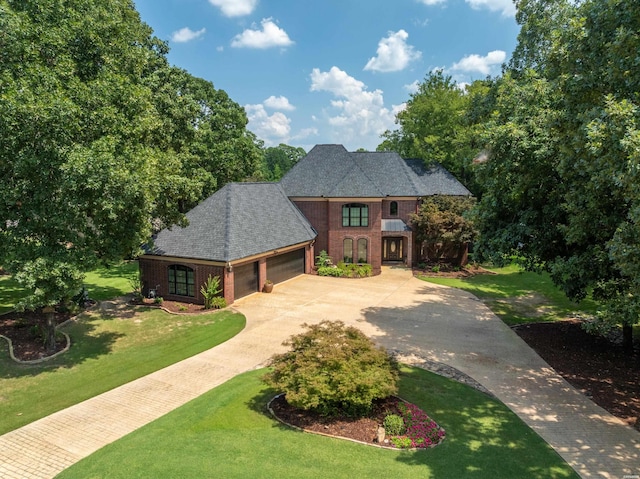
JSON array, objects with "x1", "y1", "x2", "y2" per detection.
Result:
[{"x1": 383, "y1": 238, "x2": 403, "y2": 262}]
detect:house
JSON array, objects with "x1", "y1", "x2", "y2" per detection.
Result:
[{"x1": 139, "y1": 144, "x2": 471, "y2": 305}]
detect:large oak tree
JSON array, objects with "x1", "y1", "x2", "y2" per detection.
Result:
[{"x1": 0, "y1": 0, "x2": 260, "y2": 348}]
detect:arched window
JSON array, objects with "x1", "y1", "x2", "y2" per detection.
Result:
[
  {"x1": 343, "y1": 238, "x2": 354, "y2": 263},
  {"x1": 168, "y1": 265, "x2": 195, "y2": 297},
  {"x1": 357, "y1": 238, "x2": 368, "y2": 263},
  {"x1": 390, "y1": 201, "x2": 398, "y2": 216},
  {"x1": 342, "y1": 203, "x2": 369, "y2": 227}
]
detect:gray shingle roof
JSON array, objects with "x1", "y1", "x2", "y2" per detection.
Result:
[
  {"x1": 149, "y1": 183, "x2": 317, "y2": 262},
  {"x1": 280, "y1": 144, "x2": 472, "y2": 197}
]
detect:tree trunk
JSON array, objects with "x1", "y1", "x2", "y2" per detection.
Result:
[
  {"x1": 622, "y1": 323, "x2": 633, "y2": 353},
  {"x1": 43, "y1": 307, "x2": 57, "y2": 354}
]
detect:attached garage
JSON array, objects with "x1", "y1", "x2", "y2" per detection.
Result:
[
  {"x1": 267, "y1": 248, "x2": 305, "y2": 284},
  {"x1": 233, "y1": 261, "x2": 258, "y2": 299}
]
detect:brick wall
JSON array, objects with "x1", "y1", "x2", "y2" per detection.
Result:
[
  {"x1": 327, "y1": 201, "x2": 382, "y2": 274},
  {"x1": 139, "y1": 257, "x2": 224, "y2": 305},
  {"x1": 293, "y1": 200, "x2": 328, "y2": 255},
  {"x1": 381, "y1": 199, "x2": 419, "y2": 222}
]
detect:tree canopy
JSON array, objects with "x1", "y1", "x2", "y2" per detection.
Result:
[
  {"x1": 473, "y1": 0, "x2": 640, "y2": 348},
  {"x1": 378, "y1": 70, "x2": 485, "y2": 195},
  {"x1": 0, "y1": 0, "x2": 260, "y2": 313}
]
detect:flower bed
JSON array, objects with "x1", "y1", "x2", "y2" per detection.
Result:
[{"x1": 387, "y1": 401, "x2": 446, "y2": 449}]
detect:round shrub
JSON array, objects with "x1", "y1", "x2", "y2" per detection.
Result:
[{"x1": 263, "y1": 320, "x2": 399, "y2": 417}]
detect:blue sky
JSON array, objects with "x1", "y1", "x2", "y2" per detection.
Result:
[{"x1": 133, "y1": 0, "x2": 520, "y2": 152}]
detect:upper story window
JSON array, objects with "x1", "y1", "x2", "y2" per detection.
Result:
[
  {"x1": 342, "y1": 203, "x2": 368, "y2": 227},
  {"x1": 168, "y1": 264, "x2": 195, "y2": 297},
  {"x1": 390, "y1": 201, "x2": 398, "y2": 216}
]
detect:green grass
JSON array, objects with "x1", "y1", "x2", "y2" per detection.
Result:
[
  {"x1": 420, "y1": 264, "x2": 599, "y2": 325},
  {"x1": 0, "y1": 307, "x2": 245, "y2": 435},
  {"x1": 57, "y1": 366, "x2": 578, "y2": 479},
  {"x1": 81, "y1": 261, "x2": 139, "y2": 301},
  {"x1": 0, "y1": 261, "x2": 139, "y2": 314}
]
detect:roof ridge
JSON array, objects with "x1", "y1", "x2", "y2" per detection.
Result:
[
  {"x1": 399, "y1": 157, "x2": 426, "y2": 195},
  {"x1": 351, "y1": 152, "x2": 386, "y2": 196},
  {"x1": 222, "y1": 184, "x2": 233, "y2": 261}
]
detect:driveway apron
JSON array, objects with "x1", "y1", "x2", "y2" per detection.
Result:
[{"x1": 0, "y1": 267, "x2": 638, "y2": 478}]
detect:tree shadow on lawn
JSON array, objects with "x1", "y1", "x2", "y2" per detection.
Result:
[
  {"x1": 392, "y1": 368, "x2": 578, "y2": 478},
  {"x1": 0, "y1": 317, "x2": 124, "y2": 379}
]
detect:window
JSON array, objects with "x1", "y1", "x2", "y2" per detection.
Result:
[
  {"x1": 390, "y1": 201, "x2": 398, "y2": 216},
  {"x1": 357, "y1": 238, "x2": 368, "y2": 263},
  {"x1": 168, "y1": 265, "x2": 195, "y2": 297},
  {"x1": 343, "y1": 238, "x2": 353, "y2": 263},
  {"x1": 342, "y1": 203, "x2": 368, "y2": 227}
]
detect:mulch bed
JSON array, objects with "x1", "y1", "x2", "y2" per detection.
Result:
[
  {"x1": 269, "y1": 394, "x2": 404, "y2": 446},
  {"x1": 0, "y1": 309, "x2": 71, "y2": 361}
]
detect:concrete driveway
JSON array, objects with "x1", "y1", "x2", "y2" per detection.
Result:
[{"x1": 0, "y1": 267, "x2": 638, "y2": 478}]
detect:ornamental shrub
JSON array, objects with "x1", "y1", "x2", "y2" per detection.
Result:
[
  {"x1": 200, "y1": 275, "x2": 222, "y2": 309},
  {"x1": 383, "y1": 414, "x2": 406, "y2": 436},
  {"x1": 263, "y1": 320, "x2": 399, "y2": 417}
]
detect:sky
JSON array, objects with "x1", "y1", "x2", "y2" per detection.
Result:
[{"x1": 133, "y1": 0, "x2": 521, "y2": 152}]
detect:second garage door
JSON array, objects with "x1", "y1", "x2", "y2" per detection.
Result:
[{"x1": 267, "y1": 249, "x2": 305, "y2": 284}]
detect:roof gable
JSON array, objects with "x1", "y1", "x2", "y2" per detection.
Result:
[
  {"x1": 280, "y1": 144, "x2": 471, "y2": 198},
  {"x1": 150, "y1": 183, "x2": 316, "y2": 262}
]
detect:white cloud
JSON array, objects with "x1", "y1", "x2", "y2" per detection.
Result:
[
  {"x1": 417, "y1": 0, "x2": 447, "y2": 5},
  {"x1": 451, "y1": 50, "x2": 506, "y2": 75},
  {"x1": 465, "y1": 0, "x2": 516, "y2": 17},
  {"x1": 231, "y1": 18, "x2": 294, "y2": 49},
  {"x1": 264, "y1": 95, "x2": 295, "y2": 111},
  {"x1": 364, "y1": 30, "x2": 422, "y2": 73},
  {"x1": 310, "y1": 66, "x2": 398, "y2": 147},
  {"x1": 404, "y1": 80, "x2": 420, "y2": 94},
  {"x1": 208, "y1": 0, "x2": 258, "y2": 17},
  {"x1": 171, "y1": 27, "x2": 206, "y2": 43},
  {"x1": 245, "y1": 104, "x2": 291, "y2": 144}
]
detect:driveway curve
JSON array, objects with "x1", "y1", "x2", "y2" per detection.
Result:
[{"x1": 0, "y1": 267, "x2": 637, "y2": 478}]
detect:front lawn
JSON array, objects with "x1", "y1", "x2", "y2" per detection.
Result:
[
  {"x1": 57, "y1": 366, "x2": 578, "y2": 479},
  {"x1": 420, "y1": 264, "x2": 599, "y2": 325},
  {"x1": 0, "y1": 307, "x2": 245, "y2": 435},
  {"x1": 0, "y1": 261, "x2": 139, "y2": 314}
]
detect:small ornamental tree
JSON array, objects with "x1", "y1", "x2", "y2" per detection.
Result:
[
  {"x1": 410, "y1": 196, "x2": 477, "y2": 264},
  {"x1": 263, "y1": 320, "x2": 399, "y2": 417}
]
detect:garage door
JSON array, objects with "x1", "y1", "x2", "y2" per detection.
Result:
[
  {"x1": 233, "y1": 261, "x2": 258, "y2": 299},
  {"x1": 267, "y1": 248, "x2": 305, "y2": 284}
]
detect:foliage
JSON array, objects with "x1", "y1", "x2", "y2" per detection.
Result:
[
  {"x1": 263, "y1": 321, "x2": 399, "y2": 417},
  {"x1": 395, "y1": 401, "x2": 446, "y2": 448},
  {"x1": 128, "y1": 270, "x2": 145, "y2": 302},
  {"x1": 317, "y1": 262, "x2": 372, "y2": 278},
  {"x1": 473, "y1": 0, "x2": 640, "y2": 348},
  {"x1": 315, "y1": 250, "x2": 332, "y2": 268},
  {"x1": 209, "y1": 297, "x2": 227, "y2": 309},
  {"x1": 316, "y1": 266, "x2": 344, "y2": 277},
  {"x1": 200, "y1": 275, "x2": 223, "y2": 310},
  {"x1": 383, "y1": 413, "x2": 406, "y2": 436},
  {"x1": 411, "y1": 196, "x2": 477, "y2": 264},
  {"x1": 259, "y1": 144, "x2": 306, "y2": 181},
  {"x1": 378, "y1": 70, "x2": 485, "y2": 195},
  {"x1": 0, "y1": 0, "x2": 260, "y2": 316}
]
